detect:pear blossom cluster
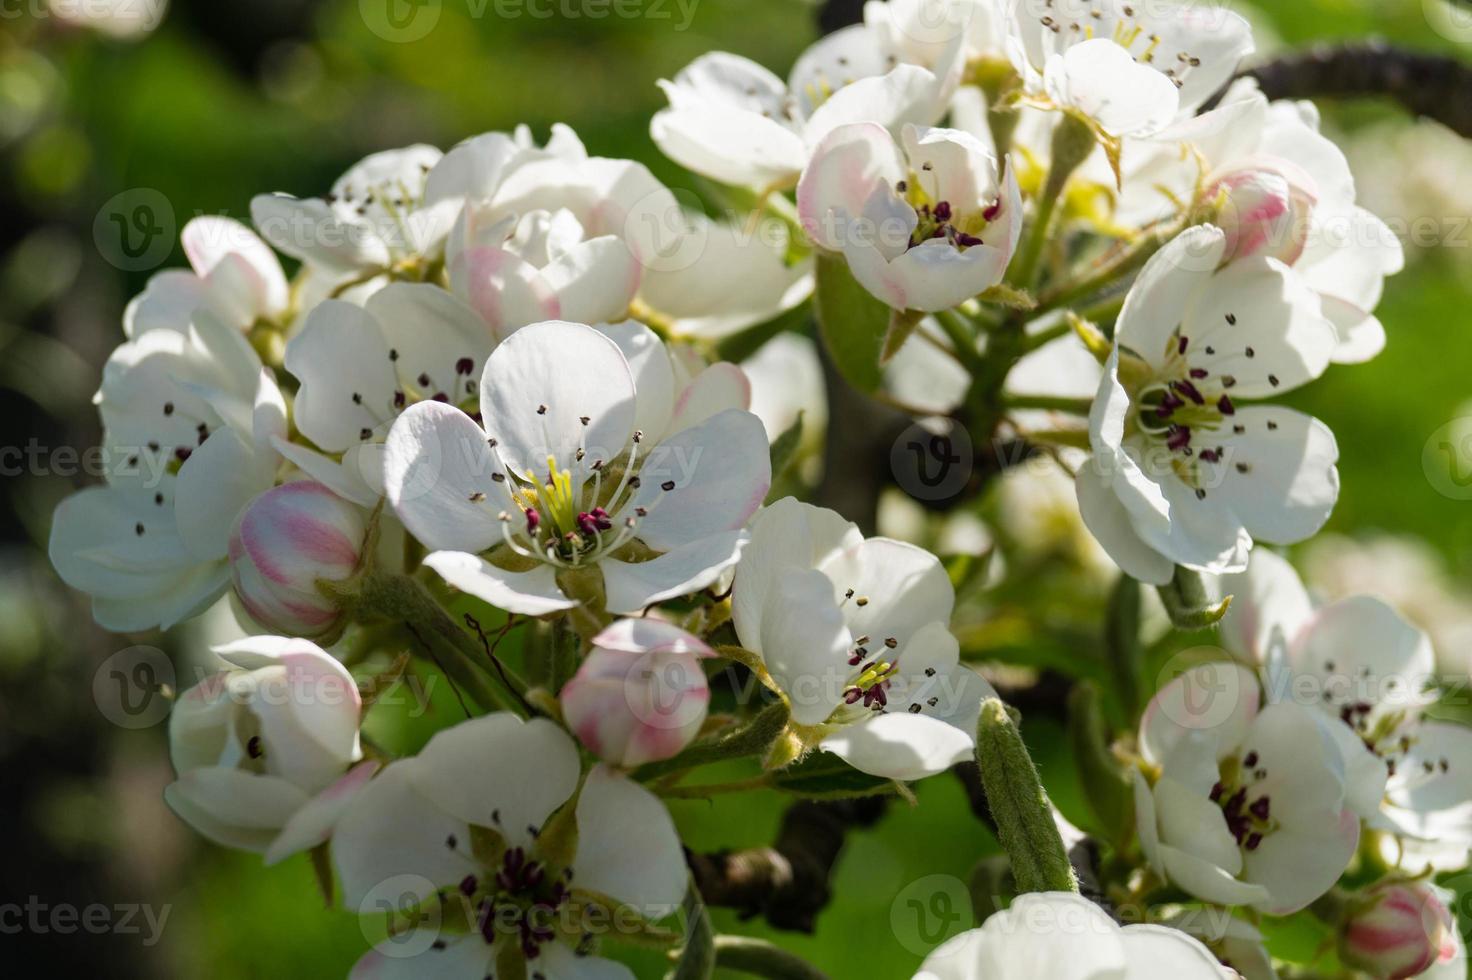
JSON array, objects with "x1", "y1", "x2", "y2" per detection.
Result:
[{"x1": 46, "y1": 0, "x2": 1471, "y2": 977}]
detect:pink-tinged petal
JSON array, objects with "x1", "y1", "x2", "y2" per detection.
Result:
[
  {"x1": 628, "y1": 409, "x2": 771, "y2": 552},
  {"x1": 449, "y1": 245, "x2": 560, "y2": 339},
  {"x1": 264, "y1": 759, "x2": 381, "y2": 865},
  {"x1": 797, "y1": 122, "x2": 907, "y2": 251},
  {"x1": 667, "y1": 362, "x2": 752, "y2": 438}
]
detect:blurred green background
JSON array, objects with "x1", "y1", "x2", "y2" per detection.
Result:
[{"x1": 3, "y1": 0, "x2": 1472, "y2": 976}]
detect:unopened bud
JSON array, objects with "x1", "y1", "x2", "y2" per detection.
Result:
[
  {"x1": 560, "y1": 619, "x2": 712, "y2": 768},
  {"x1": 1341, "y1": 881, "x2": 1459, "y2": 980},
  {"x1": 1207, "y1": 165, "x2": 1315, "y2": 265},
  {"x1": 229, "y1": 481, "x2": 366, "y2": 639}
]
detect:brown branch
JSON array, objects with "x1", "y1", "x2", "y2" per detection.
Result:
[
  {"x1": 1240, "y1": 41, "x2": 1472, "y2": 138},
  {"x1": 686, "y1": 798, "x2": 888, "y2": 932}
]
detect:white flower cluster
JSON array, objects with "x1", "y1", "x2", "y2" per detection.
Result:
[{"x1": 46, "y1": 0, "x2": 1469, "y2": 977}]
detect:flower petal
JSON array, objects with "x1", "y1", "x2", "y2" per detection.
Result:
[
  {"x1": 629, "y1": 408, "x2": 771, "y2": 552},
  {"x1": 479, "y1": 320, "x2": 636, "y2": 478},
  {"x1": 422, "y1": 550, "x2": 577, "y2": 616},
  {"x1": 383, "y1": 401, "x2": 503, "y2": 554},
  {"x1": 602, "y1": 529, "x2": 747, "y2": 614},
  {"x1": 573, "y1": 766, "x2": 686, "y2": 916},
  {"x1": 410, "y1": 714, "x2": 581, "y2": 847}
]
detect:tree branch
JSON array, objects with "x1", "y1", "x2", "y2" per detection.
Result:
[
  {"x1": 686, "y1": 797, "x2": 888, "y2": 932},
  {"x1": 1241, "y1": 41, "x2": 1472, "y2": 138}
]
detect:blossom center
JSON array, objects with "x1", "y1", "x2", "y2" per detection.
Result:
[{"x1": 1209, "y1": 749, "x2": 1275, "y2": 852}]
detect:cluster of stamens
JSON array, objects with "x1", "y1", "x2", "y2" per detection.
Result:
[
  {"x1": 352, "y1": 350, "x2": 480, "y2": 443},
  {"x1": 1209, "y1": 750, "x2": 1274, "y2": 852},
  {"x1": 476, "y1": 420, "x2": 675, "y2": 567},
  {"x1": 325, "y1": 161, "x2": 433, "y2": 264},
  {"x1": 1036, "y1": 1, "x2": 1203, "y2": 90},
  {"x1": 896, "y1": 169, "x2": 999, "y2": 253}
]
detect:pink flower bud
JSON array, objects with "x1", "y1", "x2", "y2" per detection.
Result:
[
  {"x1": 1342, "y1": 882, "x2": 1459, "y2": 980},
  {"x1": 1207, "y1": 163, "x2": 1317, "y2": 265},
  {"x1": 229, "y1": 481, "x2": 366, "y2": 639},
  {"x1": 560, "y1": 619, "x2": 713, "y2": 768}
]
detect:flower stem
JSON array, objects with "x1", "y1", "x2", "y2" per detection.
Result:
[
  {"x1": 934, "y1": 309, "x2": 987, "y2": 375},
  {"x1": 347, "y1": 571, "x2": 529, "y2": 717},
  {"x1": 1008, "y1": 113, "x2": 1097, "y2": 291},
  {"x1": 999, "y1": 394, "x2": 1094, "y2": 414},
  {"x1": 712, "y1": 936, "x2": 832, "y2": 980}
]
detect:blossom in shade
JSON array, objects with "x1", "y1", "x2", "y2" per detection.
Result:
[
  {"x1": 164, "y1": 636, "x2": 374, "y2": 864},
  {"x1": 1136, "y1": 661, "x2": 1359, "y2": 915}
]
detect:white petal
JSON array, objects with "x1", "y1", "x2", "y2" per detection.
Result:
[
  {"x1": 1048, "y1": 40, "x2": 1179, "y2": 137},
  {"x1": 817, "y1": 536, "x2": 955, "y2": 650},
  {"x1": 1243, "y1": 809, "x2": 1359, "y2": 914},
  {"x1": 1075, "y1": 458, "x2": 1175, "y2": 585},
  {"x1": 422, "y1": 550, "x2": 577, "y2": 616},
  {"x1": 602, "y1": 530, "x2": 747, "y2": 614},
  {"x1": 916, "y1": 892, "x2": 1128, "y2": 980},
  {"x1": 450, "y1": 245, "x2": 561, "y2": 337},
  {"x1": 265, "y1": 759, "x2": 381, "y2": 865},
  {"x1": 1116, "y1": 226, "x2": 1227, "y2": 365},
  {"x1": 599, "y1": 320, "x2": 676, "y2": 443},
  {"x1": 1185, "y1": 258, "x2": 1337, "y2": 397},
  {"x1": 802, "y1": 63, "x2": 949, "y2": 149},
  {"x1": 573, "y1": 766, "x2": 686, "y2": 916},
  {"x1": 760, "y1": 568, "x2": 853, "y2": 726},
  {"x1": 1291, "y1": 595, "x2": 1435, "y2": 698},
  {"x1": 732, "y1": 497, "x2": 862, "y2": 651},
  {"x1": 164, "y1": 768, "x2": 309, "y2": 853},
  {"x1": 383, "y1": 401, "x2": 503, "y2": 554},
  {"x1": 1119, "y1": 925, "x2": 1234, "y2": 979},
  {"x1": 174, "y1": 426, "x2": 271, "y2": 561},
  {"x1": 285, "y1": 300, "x2": 398, "y2": 453},
  {"x1": 480, "y1": 320, "x2": 636, "y2": 477},
  {"x1": 411, "y1": 714, "x2": 581, "y2": 845},
  {"x1": 369, "y1": 282, "x2": 498, "y2": 406},
  {"x1": 182, "y1": 216, "x2": 288, "y2": 314},
  {"x1": 1159, "y1": 843, "x2": 1270, "y2": 907},
  {"x1": 1202, "y1": 407, "x2": 1339, "y2": 545},
  {"x1": 332, "y1": 760, "x2": 472, "y2": 909},
  {"x1": 1216, "y1": 547, "x2": 1314, "y2": 665},
  {"x1": 349, "y1": 936, "x2": 491, "y2": 980},
  {"x1": 666, "y1": 363, "x2": 752, "y2": 439},
  {"x1": 537, "y1": 944, "x2": 637, "y2": 980},
  {"x1": 1140, "y1": 661, "x2": 1260, "y2": 768},
  {"x1": 541, "y1": 236, "x2": 642, "y2": 327},
  {"x1": 251, "y1": 194, "x2": 388, "y2": 273},
  {"x1": 1155, "y1": 775, "x2": 1243, "y2": 876},
  {"x1": 881, "y1": 237, "x2": 1015, "y2": 312},
  {"x1": 1247, "y1": 703, "x2": 1350, "y2": 826},
  {"x1": 629, "y1": 409, "x2": 771, "y2": 552},
  {"x1": 821, "y1": 711, "x2": 974, "y2": 782},
  {"x1": 124, "y1": 270, "x2": 210, "y2": 338}
]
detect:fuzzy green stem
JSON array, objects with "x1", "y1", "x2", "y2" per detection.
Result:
[
  {"x1": 1000, "y1": 394, "x2": 1094, "y2": 414},
  {"x1": 934, "y1": 309, "x2": 987, "y2": 375},
  {"x1": 712, "y1": 937, "x2": 832, "y2": 980},
  {"x1": 348, "y1": 571, "x2": 528, "y2": 716},
  {"x1": 974, "y1": 699, "x2": 1078, "y2": 894}
]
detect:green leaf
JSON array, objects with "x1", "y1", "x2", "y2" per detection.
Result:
[
  {"x1": 1067, "y1": 682, "x2": 1134, "y2": 848},
  {"x1": 813, "y1": 252, "x2": 890, "y2": 393},
  {"x1": 767, "y1": 410, "x2": 805, "y2": 486},
  {"x1": 973, "y1": 699, "x2": 1077, "y2": 895},
  {"x1": 665, "y1": 881, "x2": 715, "y2": 980},
  {"x1": 770, "y1": 750, "x2": 893, "y2": 799}
]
